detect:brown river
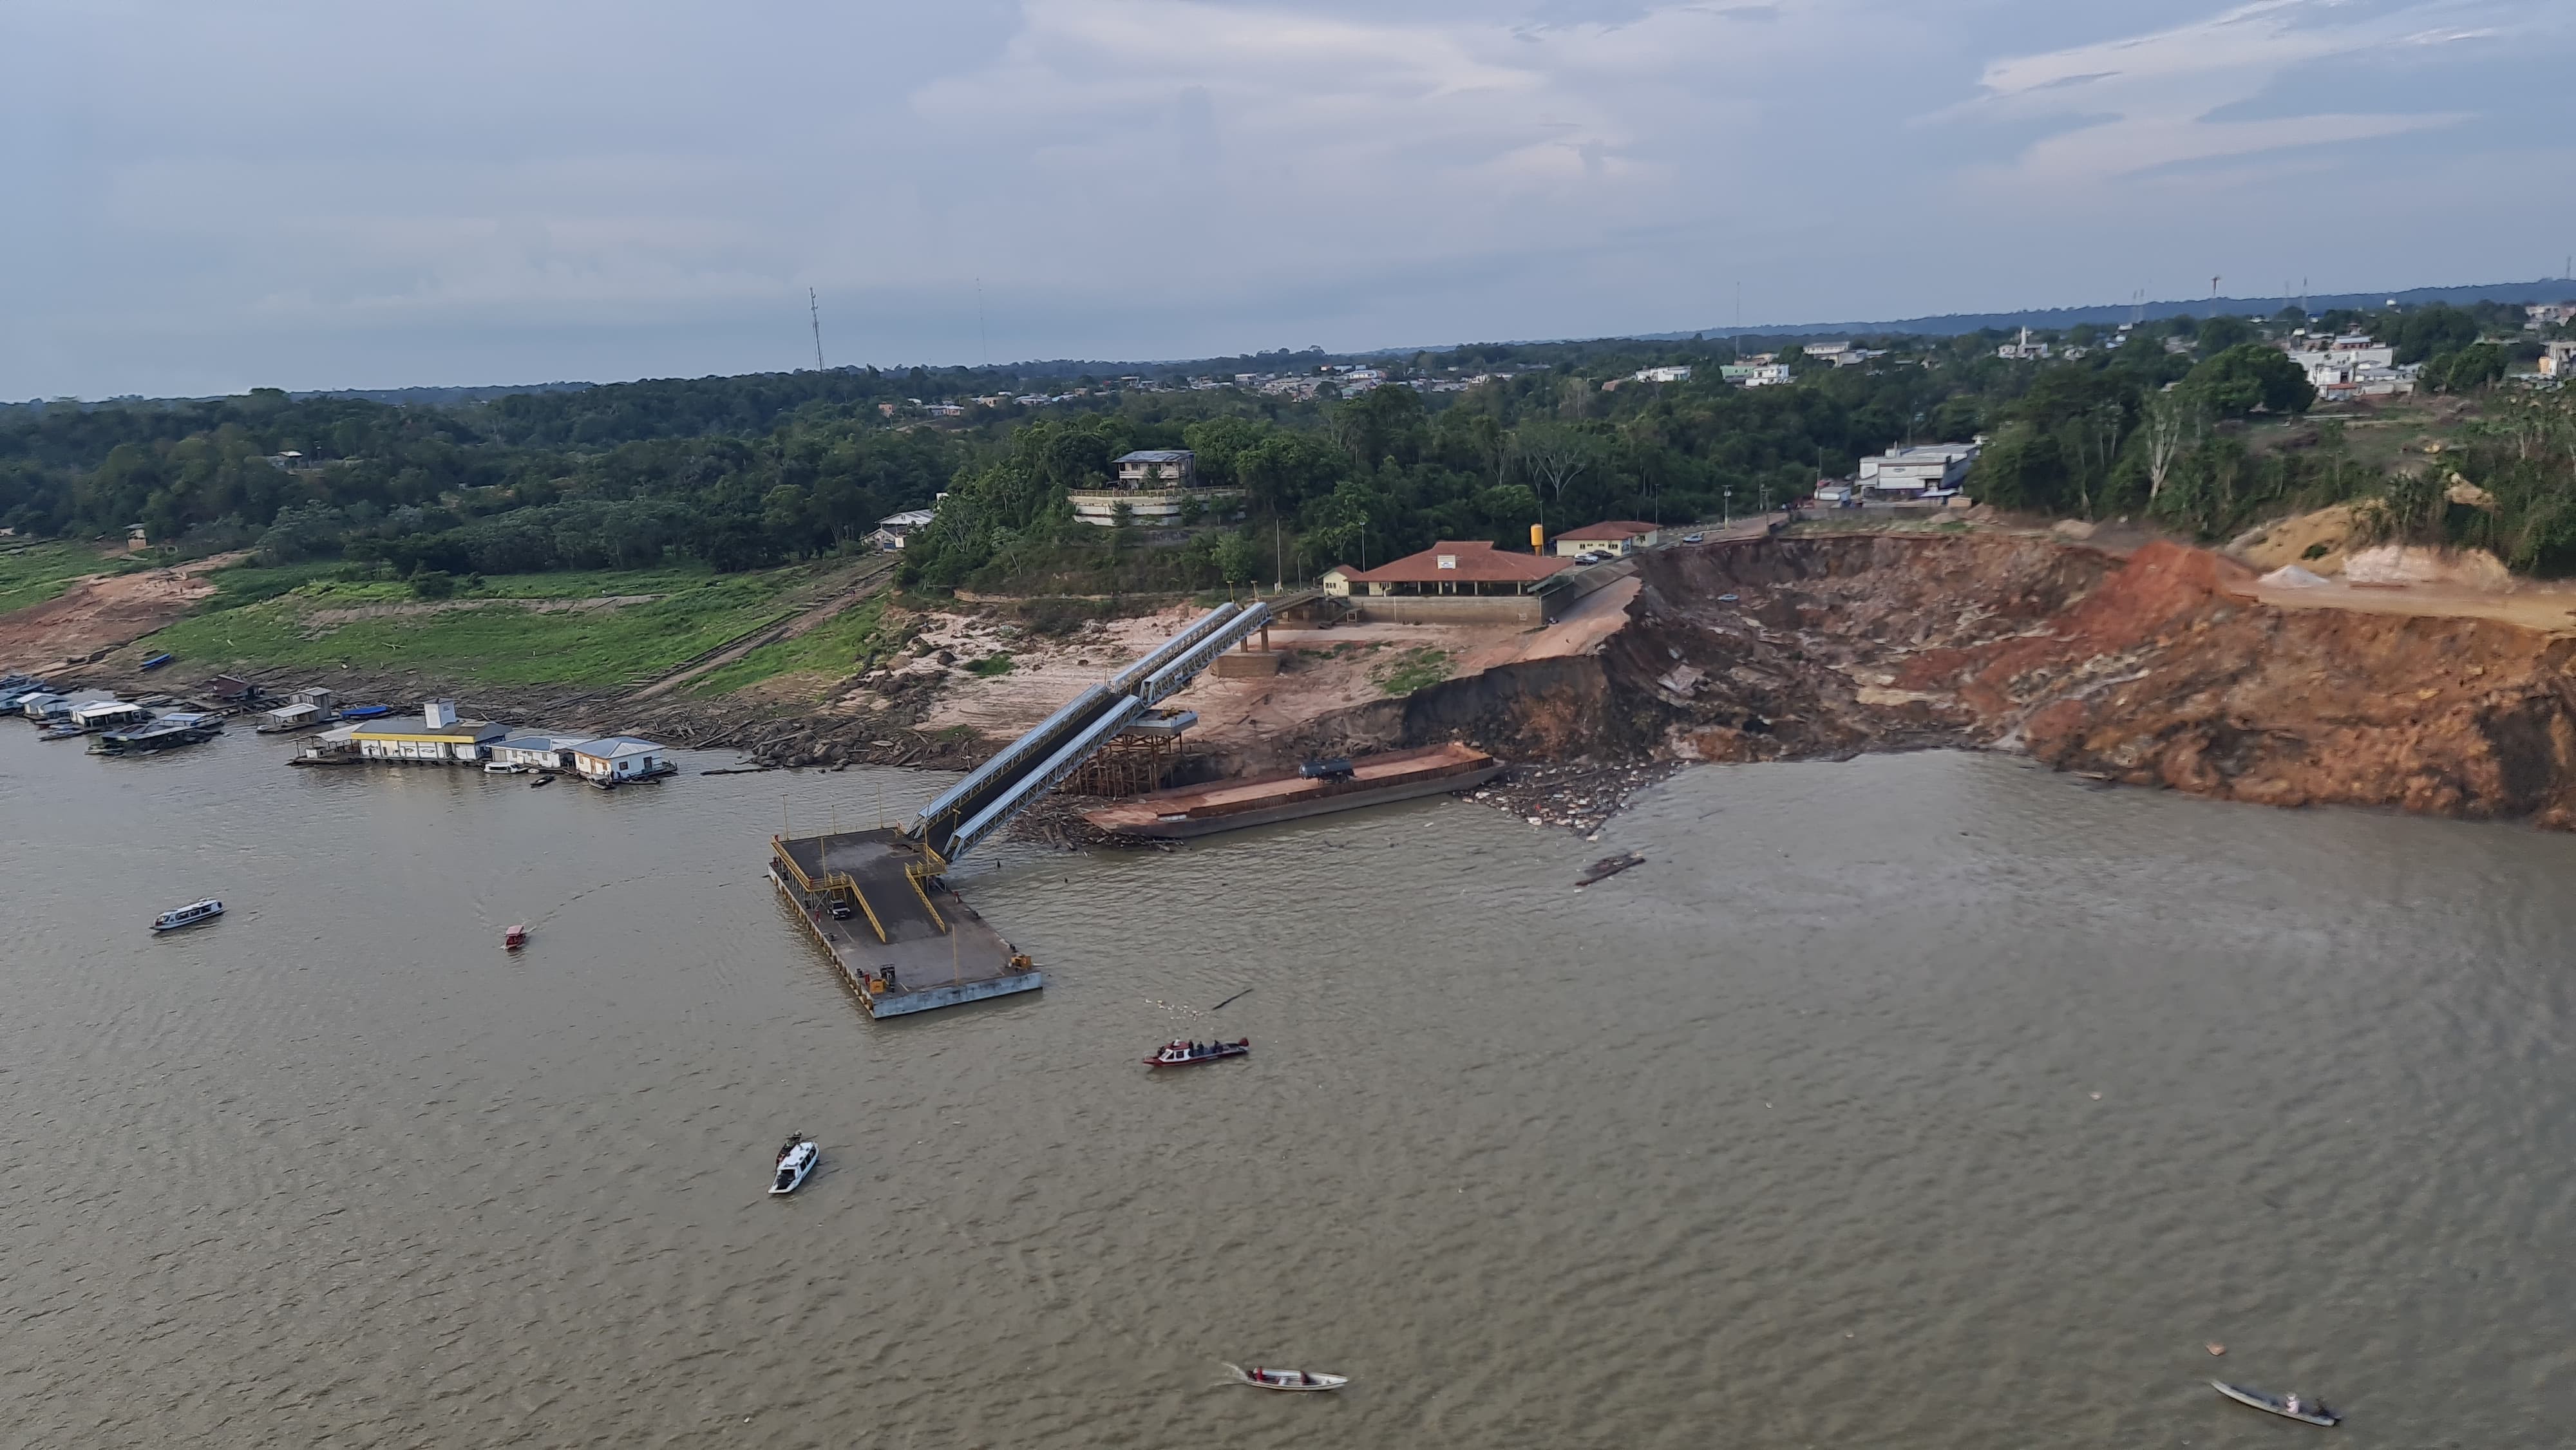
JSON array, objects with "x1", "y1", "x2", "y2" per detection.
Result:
[{"x1": 5, "y1": 726, "x2": 2572, "y2": 1447}]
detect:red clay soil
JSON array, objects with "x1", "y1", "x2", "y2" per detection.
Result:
[
  {"x1": 1956, "y1": 541, "x2": 2576, "y2": 825},
  {"x1": 1320, "y1": 534, "x2": 2576, "y2": 831},
  {"x1": 0, "y1": 555, "x2": 240, "y2": 674}
]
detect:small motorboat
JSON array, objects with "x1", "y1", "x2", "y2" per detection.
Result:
[
  {"x1": 1224, "y1": 1363, "x2": 1347, "y2": 1393},
  {"x1": 771, "y1": 1135, "x2": 819, "y2": 1196},
  {"x1": 1145, "y1": 1037, "x2": 1249, "y2": 1068},
  {"x1": 37, "y1": 722, "x2": 83, "y2": 740},
  {"x1": 529, "y1": 774, "x2": 553, "y2": 788},
  {"x1": 152, "y1": 898, "x2": 225, "y2": 933},
  {"x1": 483, "y1": 761, "x2": 525, "y2": 774},
  {"x1": 2211, "y1": 1380, "x2": 2340, "y2": 1426},
  {"x1": 138, "y1": 652, "x2": 175, "y2": 671},
  {"x1": 504, "y1": 924, "x2": 529, "y2": 950}
]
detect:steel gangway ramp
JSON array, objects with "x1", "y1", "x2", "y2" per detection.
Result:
[{"x1": 905, "y1": 601, "x2": 1270, "y2": 867}]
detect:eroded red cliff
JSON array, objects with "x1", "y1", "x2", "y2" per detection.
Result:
[{"x1": 1328, "y1": 533, "x2": 2576, "y2": 829}]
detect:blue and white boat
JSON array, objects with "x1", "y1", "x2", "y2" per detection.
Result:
[{"x1": 151, "y1": 898, "x2": 225, "y2": 933}]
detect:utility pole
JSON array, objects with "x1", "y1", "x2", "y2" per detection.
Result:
[{"x1": 809, "y1": 289, "x2": 826, "y2": 372}]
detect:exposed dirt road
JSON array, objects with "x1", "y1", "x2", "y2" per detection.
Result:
[{"x1": 0, "y1": 553, "x2": 246, "y2": 673}]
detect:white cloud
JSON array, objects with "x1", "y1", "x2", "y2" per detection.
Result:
[
  {"x1": 1947, "y1": 0, "x2": 2541, "y2": 184},
  {"x1": 4, "y1": 0, "x2": 2574, "y2": 396}
]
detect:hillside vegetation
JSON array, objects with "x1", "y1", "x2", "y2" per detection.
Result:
[{"x1": 5, "y1": 297, "x2": 2571, "y2": 644}]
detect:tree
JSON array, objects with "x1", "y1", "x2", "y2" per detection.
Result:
[
  {"x1": 2426, "y1": 343, "x2": 2507, "y2": 395},
  {"x1": 2195, "y1": 315, "x2": 2258, "y2": 353},
  {"x1": 1213, "y1": 529, "x2": 1260, "y2": 587},
  {"x1": 1506, "y1": 421, "x2": 1607, "y2": 518},
  {"x1": 1968, "y1": 424, "x2": 2068, "y2": 513},
  {"x1": 2181, "y1": 345, "x2": 2315, "y2": 419},
  {"x1": 2140, "y1": 389, "x2": 2207, "y2": 503}
]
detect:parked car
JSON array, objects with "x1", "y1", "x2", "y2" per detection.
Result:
[
  {"x1": 1574, "y1": 551, "x2": 1609, "y2": 565},
  {"x1": 1681, "y1": 532, "x2": 1705, "y2": 543},
  {"x1": 1298, "y1": 757, "x2": 1356, "y2": 782}
]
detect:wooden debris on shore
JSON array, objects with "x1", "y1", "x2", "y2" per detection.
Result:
[{"x1": 1575, "y1": 851, "x2": 1646, "y2": 887}]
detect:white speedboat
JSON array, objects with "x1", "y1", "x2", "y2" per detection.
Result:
[
  {"x1": 771, "y1": 1135, "x2": 818, "y2": 1195},
  {"x1": 1224, "y1": 1363, "x2": 1348, "y2": 1392},
  {"x1": 151, "y1": 898, "x2": 224, "y2": 933}
]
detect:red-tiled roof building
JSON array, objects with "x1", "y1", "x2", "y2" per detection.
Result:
[{"x1": 1323, "y1": 541, "x2": 1569, "y2": 598}]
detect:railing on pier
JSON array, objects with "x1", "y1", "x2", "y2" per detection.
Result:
[{"x1": 902, "y1": 601, "x2": 1271, "y2": 868}]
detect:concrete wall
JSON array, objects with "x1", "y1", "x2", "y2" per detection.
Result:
[{"x1": 1349, "y1": 594, "x2": 1549, "y2": 625}]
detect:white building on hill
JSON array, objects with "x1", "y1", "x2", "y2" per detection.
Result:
[{"x1": 1859, "y1": 442, "x2": 1981, "y2": 499}]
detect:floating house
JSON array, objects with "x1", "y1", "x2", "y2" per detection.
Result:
[
  {"x1": 348, "y1": 699, "x2": 507, "y2": 763},
  {"x1": 69, "y1": 699, "x2": 151, "y2": 732},
  {"x1": 257, "y1": 701, "x2": 328, "y2": 733},
  {"x1": 569, "y1": 736, "x2": 672, "y2": 786},
  {"x1": 93, "y1": 711, "x2": 223, "y2": 755},
  {"x1": 490, "y1": 734, "x2": 587, "y2": 770}
]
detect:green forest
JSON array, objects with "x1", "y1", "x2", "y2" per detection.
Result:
[{"x1": 8, "y1": 297, "x2": 2573, "y2": 602}]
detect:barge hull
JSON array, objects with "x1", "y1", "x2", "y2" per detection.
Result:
[
  {"x1": 1082, "y1": 742, "x2": 1503, "y2": 840},
  {"x1": 1108, "y1": 765, "x2": 1502, "y2": 837}
]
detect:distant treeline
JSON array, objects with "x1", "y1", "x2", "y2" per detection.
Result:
[{"x1": 3, "y1": 300, "x2": 2566, "y2": 595}]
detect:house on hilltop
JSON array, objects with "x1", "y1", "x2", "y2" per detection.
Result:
[
  {"x1": 1070, "y1": 449, "x2": 1242, "y2": 527},
  {"x1": 1551, "y1": 521, "x2": 1662, "y2": 557}
]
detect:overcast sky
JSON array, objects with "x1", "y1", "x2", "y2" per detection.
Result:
[{"x1": 5, "y1": 0, "x2": 2571, "y2": 399}]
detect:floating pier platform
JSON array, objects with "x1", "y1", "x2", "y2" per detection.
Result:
[{"x1": 769, "y1": 827, "x2": 1041, "y2": 1018}]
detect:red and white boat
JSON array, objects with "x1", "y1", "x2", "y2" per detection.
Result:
[
  {"x1": 1144, "y1": 1037, "x2": 1248, "y2": 1068},
  {"x1": 1224, "y1": 1362, "x2": 1347, "y2": 1392},
  {"x1": 504, "y1": 924, "x2": 529, "y2": 950}
]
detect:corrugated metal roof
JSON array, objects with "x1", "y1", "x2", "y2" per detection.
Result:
[
  {"x1": 1556, "y1": 520, "x2": 1660, "y2": 541},
  {"x1": 570, "y1": 736, "x2": 662, "y2": 758}
]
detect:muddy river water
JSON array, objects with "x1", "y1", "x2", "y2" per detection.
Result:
[{"x1": 5, "y1": 726, "x2": 2571, "y2": 1447}]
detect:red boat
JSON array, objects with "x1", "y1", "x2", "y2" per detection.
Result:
[
  {"x1": 1145, "y1": 1037, "x2": 1248, "y2": 1067},
  {"x1": 504, "y1": 924, "x2": 529, "y2": 950}
]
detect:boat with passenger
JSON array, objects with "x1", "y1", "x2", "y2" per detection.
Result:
[
  {"x1": 771, "y1": 1135, "x2": 819, "y2": 1195},
  {"x1": 504, "y1": 924, "x2": 529, "y2": 950},
  {"x1": 2211, "y1": 1380, "x2": 2339, "y2": 1426},
  {"x1": 151, "y1": 898, "x2": 225, "y2": 933},
  {"x1": 1224, "y1": 1363, "x2": 1347, "y2": 1392},
  {"x1": 1145, "y1": 1037, "x2": 1249, "y2": 1068}
]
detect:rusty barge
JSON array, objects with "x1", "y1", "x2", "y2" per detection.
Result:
[{"x1": 1081, "y1": 742, "x2": 1503, "y2": 840}]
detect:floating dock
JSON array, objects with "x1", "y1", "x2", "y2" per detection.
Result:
[
  {"x1": 1081, "y1": 742, "x2": 1504, "y2": 839},
  {"x1": 769, "y1": 827, "x2": 1041, "y2": 1018}
]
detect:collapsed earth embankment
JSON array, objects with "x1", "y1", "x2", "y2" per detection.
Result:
[{"x1": 1293, "y1": 533, "x2": 2576, "y2": 830}]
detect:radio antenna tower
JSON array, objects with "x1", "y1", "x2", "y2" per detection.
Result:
[
  {"x1": 809, "y1": 288, "x2": 826, "y2": 372},
  {"x1": 976, "y1": 278, "x2": 990, "y2": 369}
]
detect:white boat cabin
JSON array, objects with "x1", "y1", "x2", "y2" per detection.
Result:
[{"x1": 569, "y1": 736, "x2": 668, "y2": 782}]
